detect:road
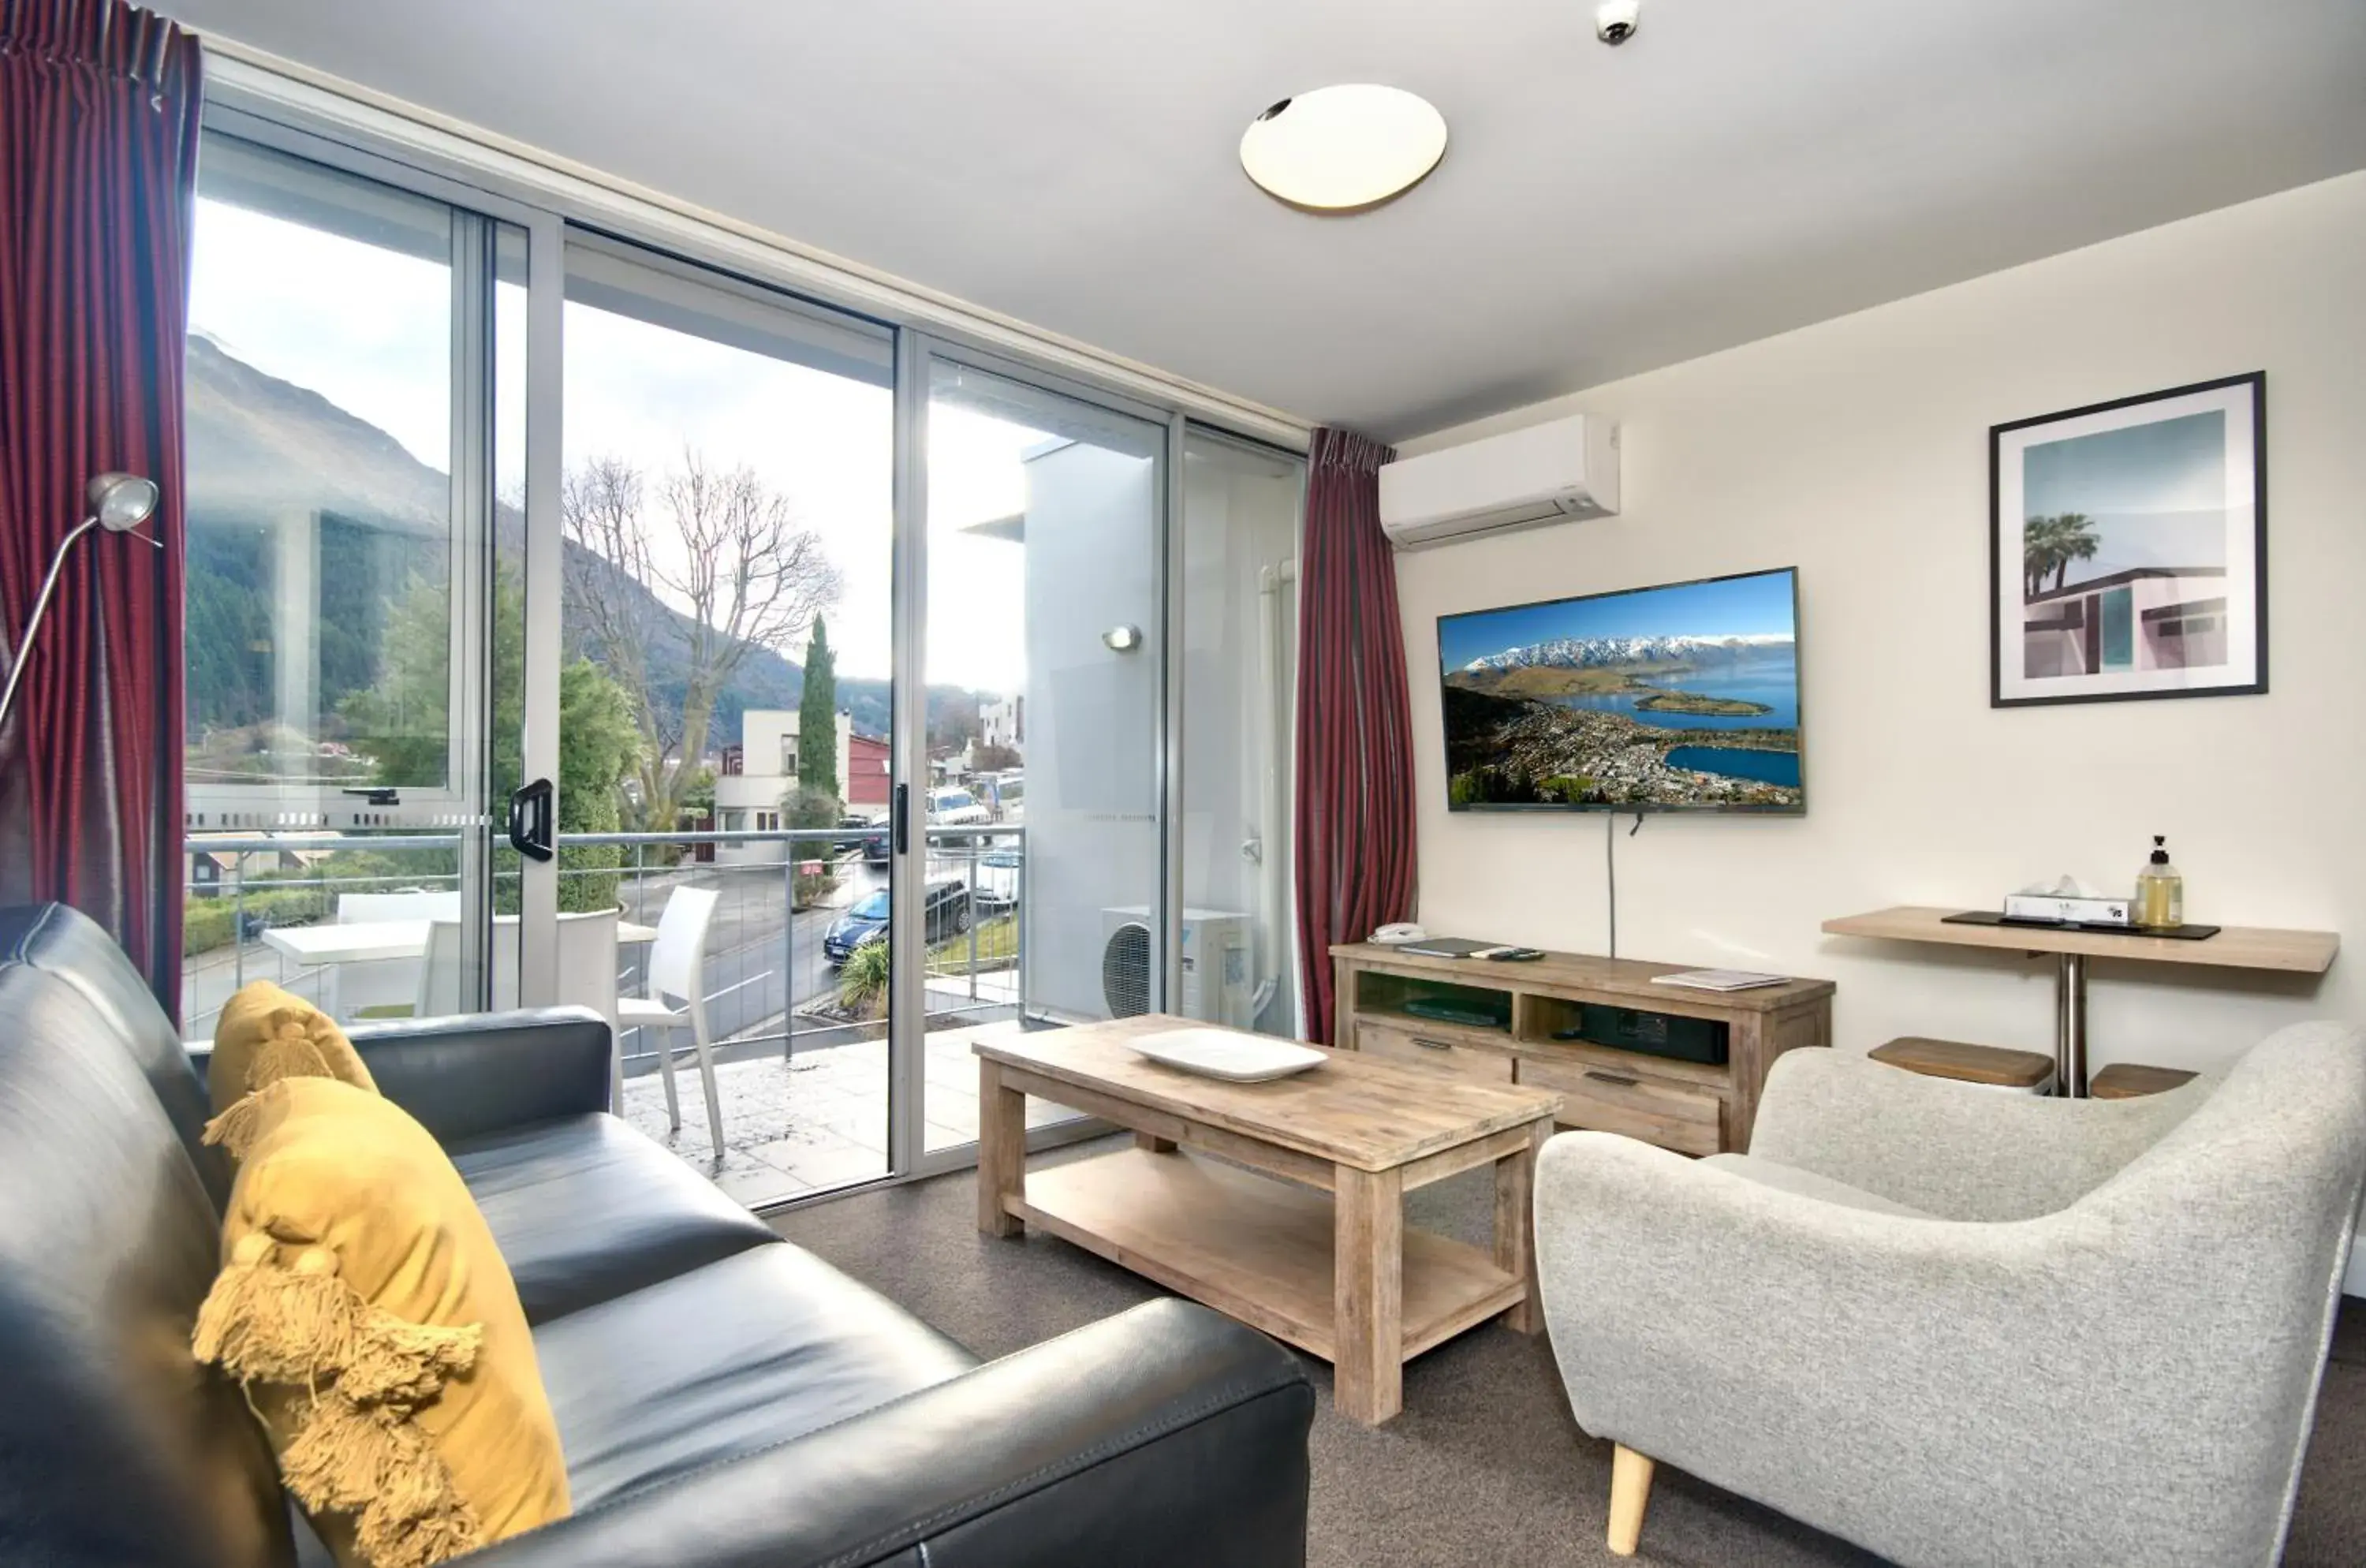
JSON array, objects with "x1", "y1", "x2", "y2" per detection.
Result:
[{"x1": 614, "y1": 858, "x2": 876, "y2": 1056}]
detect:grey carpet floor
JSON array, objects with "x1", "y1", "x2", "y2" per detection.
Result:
[{"x1": 772, "y1": 1140, "x2": 2366, "y2": 1567}]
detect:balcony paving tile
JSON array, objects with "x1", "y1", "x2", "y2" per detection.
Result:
[{"x1": 611, "y1": 1017, "x2": 1077, "y2": 1204}]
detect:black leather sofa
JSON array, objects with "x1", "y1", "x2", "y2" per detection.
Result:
[{"x1": 0, "y1": 902, "x2": 1314, "y2": 1566}]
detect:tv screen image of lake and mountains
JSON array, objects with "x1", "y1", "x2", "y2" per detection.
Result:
[{"x1": 1439, "y1": 567, "x2": 1804, "y2": 813}]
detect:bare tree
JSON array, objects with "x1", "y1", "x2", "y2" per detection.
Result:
[{"x1": 562, "y1": 449, "x2": 842, "y2": 832}]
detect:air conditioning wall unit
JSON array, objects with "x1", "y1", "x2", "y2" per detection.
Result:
[
  {"x1": 1099, "y1": 907, "x2": 1254, "y2": 1029},
  {"x1": 1378, "y1": 413, "x2": 1620, "y2": 550}
]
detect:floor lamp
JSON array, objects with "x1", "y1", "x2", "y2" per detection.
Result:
[{"x1": 0, "y1": 472, "x2": 162, "y2": 735}]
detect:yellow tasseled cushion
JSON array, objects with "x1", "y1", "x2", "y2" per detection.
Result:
[
  {"x1": 192, "y1": 1077, "x2": 568, "y2": 1568},
  {"x1": 209, "y1": 980, "x2": 378, "y2": 1117}
]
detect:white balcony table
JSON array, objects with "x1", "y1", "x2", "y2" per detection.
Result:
[
  {"x1": 262, "y1": 913, "x2": 660, "y2": 1023},
  {"x1": 263, "y1": 916, "x2": 659, "y2": 967},
  {"x1": 262, "y1": 918, "x2": 434, "y2": 967}
]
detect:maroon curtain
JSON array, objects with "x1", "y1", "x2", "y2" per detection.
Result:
[
  {"x1": 0, "y1": 0, "x2": 200, "y2": 1010},
  {"x1": 1293, "y1": 427, "x2": 1416, "y2": 1043}
]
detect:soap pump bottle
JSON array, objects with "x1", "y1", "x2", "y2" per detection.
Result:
[{"x1": 2135, "y1": 835, "x2": 2184, "y2": 930}]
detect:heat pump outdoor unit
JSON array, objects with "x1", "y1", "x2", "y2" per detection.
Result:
[
  {"x1": 1377, "y1": 412, "x2": 1620, "y2": 550},
  {"x1": 1099, "y1": 908, "x2": 1254, "y2": 1028}
]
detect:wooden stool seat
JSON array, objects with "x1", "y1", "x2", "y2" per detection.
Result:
[
  {"x1": 1870, "y1": 1036, "x2": 2054, "y2": 1091},
  {"x1": 2089, "y1": 1062, "x2": 2200, "y2": 1099}
]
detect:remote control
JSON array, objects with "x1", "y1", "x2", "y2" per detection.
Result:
[{"x1": 1476, "y1": 946, "x2": 1545, "y2": 961}]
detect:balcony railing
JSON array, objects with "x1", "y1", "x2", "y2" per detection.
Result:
[{"x1": 181, "y1": 824, "x2": 1028, "y2": 1071}]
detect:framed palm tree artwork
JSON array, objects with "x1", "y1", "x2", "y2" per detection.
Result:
[{"x1": 1990, "y1": 371, "x2": 2266, "y2": 707}]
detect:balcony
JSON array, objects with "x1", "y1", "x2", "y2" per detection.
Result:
[{"x1": 183, "y1": 824, "x2": 1057, "y2": 1209}]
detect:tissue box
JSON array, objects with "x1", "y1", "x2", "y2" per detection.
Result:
[{"x1": 2003, "y1": 893, "x2": 2133, "y2": 926}]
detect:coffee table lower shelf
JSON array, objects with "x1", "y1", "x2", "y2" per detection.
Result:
[{"x1": 1007, "y1": 1146, "x2": 1524, "y2": 1365}]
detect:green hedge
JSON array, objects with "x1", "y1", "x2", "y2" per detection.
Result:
[{"x1": 182, "y1": 884, "x2": 338, "y2": 957}]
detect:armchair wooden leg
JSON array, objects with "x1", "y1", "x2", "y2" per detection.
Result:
[{"x1": 1608, "y1": 1444, "x2": 1655, "y2": 1558}]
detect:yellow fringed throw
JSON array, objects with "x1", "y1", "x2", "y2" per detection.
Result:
[
  {"x1": 193, "y1": 1079, "x2": 568, "y2": 1568},
  {"x1": 209, "y1": 980, "x2": 378, "y2": 1121},
  {"x1": 194, "y1": 1234, "x2": 487, "y2": 1566}
]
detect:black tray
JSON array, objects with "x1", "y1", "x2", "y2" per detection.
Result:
[{"x1": 1942, "y1": 910, "x2": 2220, "y2": 940}]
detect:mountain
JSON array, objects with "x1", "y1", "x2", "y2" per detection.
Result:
[
  {"x1": 183, "y1": 335, "x2": 987, "y2": 750},
  {"x1": 1457, "y1": 633, "x2": 1792, "y2": 676}
]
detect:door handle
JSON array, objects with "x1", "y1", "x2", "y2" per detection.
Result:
[
  {"x1": 1411, "y1": 1036, "x2": 1454, "y2": 1051},
  {"x1": 1584, "y1": 1070, "x2": 1640, "y2": 1088},
  {"x1": 508, "y1": 778, "x2": 554, "y2": 863},
  {"x1": 894, "y1": 782, "x2": 910, "y2": 856}
]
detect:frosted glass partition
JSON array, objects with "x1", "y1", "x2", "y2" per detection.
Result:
[{"x1": 1181, "y1": 432, "x2": 1307, "y2": 1039}]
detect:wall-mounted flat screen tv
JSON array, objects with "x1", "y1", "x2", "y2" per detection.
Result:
[{"x1": 1439, "y1": 566, "x2": 1804, "y2": 813}]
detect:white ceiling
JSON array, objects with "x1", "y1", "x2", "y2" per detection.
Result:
[{"x1": 162, "y1": 1, "x2": 2366, "y2": 442}]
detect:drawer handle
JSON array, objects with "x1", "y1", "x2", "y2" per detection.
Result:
[
  {"x1": 1584, "y1": 1070, "x2": 1640, "y2": 1088},
  {"x1": 1411, "y1": 1036, "x2": 1454, "y2": 1051}
]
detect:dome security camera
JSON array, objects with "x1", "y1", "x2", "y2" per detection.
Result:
[{"x1": 1595, "y1": 0, "x2": 1640, "y2": 45}]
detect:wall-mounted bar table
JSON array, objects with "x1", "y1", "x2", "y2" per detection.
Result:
[{"x1": 1820, "y1": 906, "x2": 2338, "y2": 1097}]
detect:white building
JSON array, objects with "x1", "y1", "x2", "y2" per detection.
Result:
[
  {"x1": 713, "y1": 707, "x2": 853, "y2": 864},
  {"x1": 980, "y1": 694, "x2": 1024, "y2": 749}
]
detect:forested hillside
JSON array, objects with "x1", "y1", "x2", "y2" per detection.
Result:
[{"x1": 185, "y1": 335, "x2": 983, "y2": 758}]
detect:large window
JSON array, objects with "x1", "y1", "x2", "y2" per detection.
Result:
[
  {"x1": 186, "y1": 138, "x2": 462, "y2": 801},
  {"x1": 181, "y1": 112, "x2": 1304, "y2": 1209},
  {"x1": 182, "y1": 136, "x2": 511, "y2": 1039},
  {"x1": 920, "y1": 357, "x2": 1166, "y2": 1152},
  {"x1": 560, "y1": 238, "x2": 895, "y2": 1203}
]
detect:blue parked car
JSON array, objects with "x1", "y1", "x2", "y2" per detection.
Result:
[{"x1": 822, "y1": 876, "x2": 972, "y2": 966}]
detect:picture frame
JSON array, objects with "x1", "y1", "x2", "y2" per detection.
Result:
[{"x1": 1989, "y1": 371, "x2": 2266, "y2": 707}]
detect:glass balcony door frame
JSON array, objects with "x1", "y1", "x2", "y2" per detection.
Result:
[
  {"x1": 897, "y1": 333, "x2": 1185, "y2": 1178},
  {"x1": 193, "y1": 105, "x2": 569, "y2": 1014},
  {"x1": 201, "y1": 88, "x2": 1309, "y2": 1197}
]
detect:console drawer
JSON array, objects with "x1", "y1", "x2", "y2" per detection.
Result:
[
  {"x1": 1353, "y1": 1017, "x2": 1515, "y2": 1083},
  {"x1": 1517, "y1": 1055, "x2": 1724, "y2": 1155}
]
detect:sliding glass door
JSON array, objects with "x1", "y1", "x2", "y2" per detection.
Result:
[
  {"x1": 181, "y1": 134, "x2": 529, "y2": 1039},
  {"x1": 186, "y1": 109, "x2": 1308, "y2": 1211},
  {"x1": 910, "y1": 351, "x2": 1168, "y2": 1155},
  {"x1": 557, "y1": 237, "x2": 895, "y2": 1206}
]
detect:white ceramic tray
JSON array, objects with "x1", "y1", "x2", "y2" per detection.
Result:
[{"x1": 1127, "y1": 1027, "x2": 1326, "y2": 1083}]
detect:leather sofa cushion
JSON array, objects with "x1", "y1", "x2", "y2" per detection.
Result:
[
  {"x1": 0, "y1": 902, "x2": 231, "y2": 1208},
  {"x1": 533, "y1": 1242, "x2": 977, "y2": 1513},
  {"x1": 0, "y1": 962, "x2": 293, "y2": 1567},
  {"x1": 447, "y1": 1114, "x2": 780, "y2": 1323}
]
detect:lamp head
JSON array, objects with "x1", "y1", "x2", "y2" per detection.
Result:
[{"x1": 88, "y1": 472, "x2": 159, "y2": 532}]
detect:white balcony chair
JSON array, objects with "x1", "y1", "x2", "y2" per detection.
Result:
[
  {"x1": 617, "y1": 887, "x2": 724, "y2": 1162},
  {"x1": 416, "y1": 907, "x2": 621, "y2": 1043},
  {"x1": 331, "y1": 889, "x2": 460, "y2": 1021}
]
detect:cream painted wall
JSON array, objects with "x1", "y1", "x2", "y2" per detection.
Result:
[{"x1": 1390, "y1": 172, "x2": 2366, "y2": 1286}]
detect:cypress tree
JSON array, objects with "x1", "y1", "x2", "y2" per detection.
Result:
[{"x1": 797, "y1": 614, "x2": 838, "y2": 797}]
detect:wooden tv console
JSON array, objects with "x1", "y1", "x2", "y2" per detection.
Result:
[{"x1": 1330, "y1": 943, "x2": 1835, "y2": 1155}]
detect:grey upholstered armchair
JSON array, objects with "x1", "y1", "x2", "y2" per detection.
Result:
[{"x1": 1534, "y1": 1022, "x2": 2366, "y2": 1567}]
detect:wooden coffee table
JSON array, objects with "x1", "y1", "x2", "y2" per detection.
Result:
[{"x1": 974, "y1": 1015, "x2": 1563, "y2": 1424}]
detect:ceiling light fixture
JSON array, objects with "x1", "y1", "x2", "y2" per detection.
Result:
[
  {"x1": 1595, "y1": 0, "x2": 1640, "y2": 46},
  {"x1": 1238, "y1": 84, "x2": 1447, "y2": 214}
]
